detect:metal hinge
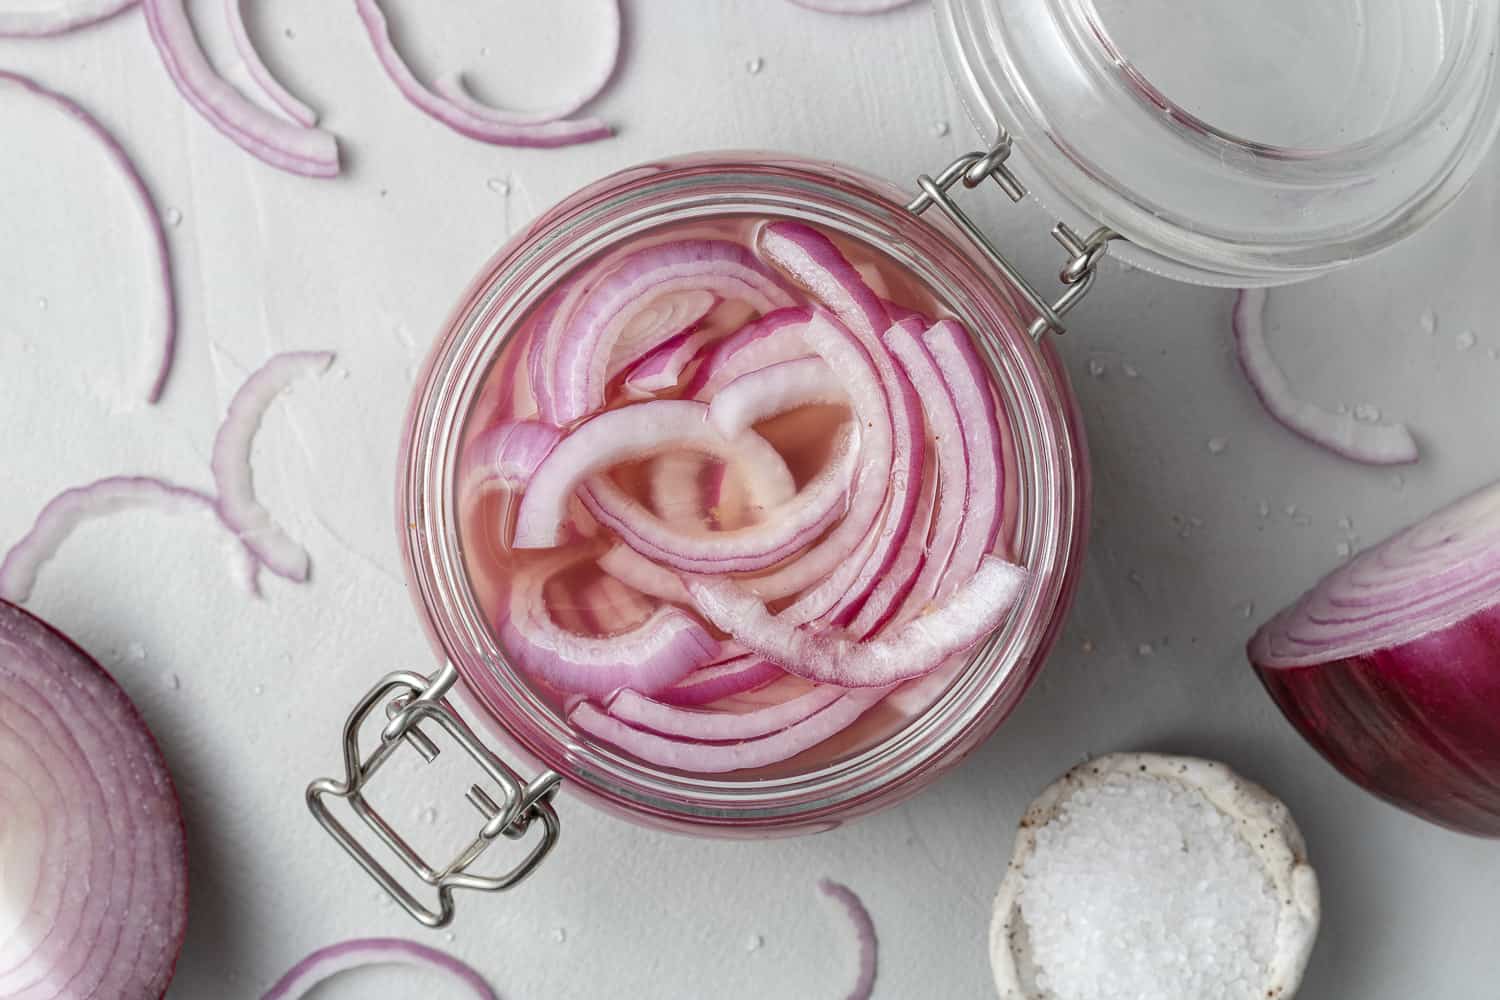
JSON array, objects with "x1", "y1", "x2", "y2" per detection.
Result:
[{"x1": 908, "y1": 128, "x2": 1118, "y2": 340}]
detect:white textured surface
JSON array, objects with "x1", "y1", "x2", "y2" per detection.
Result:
[{"x1": 1, "y1": 2, "x2": 1498, "y2": 997}]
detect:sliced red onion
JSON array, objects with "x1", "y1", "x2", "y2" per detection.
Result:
[
  {"x1": 622, "y1": 327, "x2": 715, "y2": 397},
  {"x1": 141, "y1": 0, "x2": 339, "y2": 176},
  {"x1": 599, "y1": 542, "x2": 692, "y2": 604},
  {"x1": 923, "y1": 319, "x2": 1004, "y2": 604},
  {"x1": 353, "y1": 0, "x2": 613, "y2": 149},
  {"x1": 604, "y1": 290, "x2": 719, "y2": 382},
  {"x1": 682, "y1": 306, "x2": 814, "y2": 399},
  {"x1": 845, "y1": 451, "x2": 937, "y2": 637},
  {"x1": 792, "y1": 0, "x2": 915, "y2": 12},
  {"x1": 584, "y1": 425, "x2": 857, "y2": 574},
  {"x1": 513, "y1": 399, "x2": 794, "y2": 549},
  {"x1": 0, "y1": 0, "x2": 135, "y2": 37},
  {"x1": 0, "y1": 600, "x2": 187, "y2": 999},
  {"x1": 688, "y1": 555, "x2": 1028, "y2": 687},
  {"x1": 818, "y1": 878, "x2": 878, "y2": 1000},
  {"x1": 606, "y1": 682, "x2": 844, "y2": 741},
  {"x1": 211, "y1": 350, "x2": 333, "y2": 582},
  {"x1": 708, "y1": 356, "x2": 845, "y2": 436},
  {"x1": 0, "y1": 71, "x2": 177, "y2": 404},
  {"x1": 758, "y1": 222, "x2": 891, "y2": 352},
  {"x1": 460, "y1": 419, "x2": 561, "y2": 496},
  {"x1": 261, "y1": 938, "x2": 496, "y2": 1000},
  {"x1": 1252, "y1": 480, "x2": 1500, "y2": 836},
  {"x1": 654, "y1": 653, "x2": 783, "y2": 707},
  {"x1": 425, "y1": 1, "x2": 619, "y2": 126},
  {"x1": 499, "y1": 554, "x2": 717, "y2": 698},
  {"x1": 569, "y1": 685, "x2": 889, "y2": 772},
  {"x1": 225, "y1": 0, "x2": 317, "y2": 126},
  {"x1": 0, "y1": 476, "x2": 258, "y2": 602},
  {"x1": 1233, "y1": 289, "x2": 1419, "y2": 466},
  {"x1": 547, "y1": 241, "x2": 795, "y2": 423}
]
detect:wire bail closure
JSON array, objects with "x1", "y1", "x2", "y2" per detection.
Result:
[
  {"x1": 307, "y1": 662, "x2": 562, "y2": 927},
  {"x1": 907, "y1": 129, "x2": 1118, "y2": 340}
]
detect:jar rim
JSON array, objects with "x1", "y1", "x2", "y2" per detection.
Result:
[{"x1": 399, "y1": 152, "x2": 1088, "y2": 834}]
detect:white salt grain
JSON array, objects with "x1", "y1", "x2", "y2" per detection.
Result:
[
  {"x1": 1456, "y1": 330, "x2": 1477, "y2": 352},
  {"x1": 1018, "y1": 773, "x2": 1279, "y2": 1000}
]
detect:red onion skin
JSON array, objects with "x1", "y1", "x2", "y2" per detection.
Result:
[{"x1": 1257, "y1": 611, "x2": 1500, "y2": 837}]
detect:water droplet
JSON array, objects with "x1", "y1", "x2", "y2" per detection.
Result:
[
  {"x1": 163, "y1": 672, "x2": 181, "y2": 691},
  {"x1": 1338, "y1": 515, "x2": 1354, "y2": 532},
  {"x1": 745, "y1": 57, "x2": 764, "y2": 75},
  {"x1": 1456, "y1": 330, "x2": 1477, "y2": 351},
  {"x1": 1237, "y1": 602, "x2": 1255, "y2": 619},
  {"x1": 1189, "y1": 516, "x2": 1205, "y2": 528},
  {"x1": 444, "y1": 932, "x2": 456, "y2": 943},
  {"x1": 419, "y1": 805, "x2": 438, "y2": 825},
  {"x1": 126, "y1": 641, "x2": 146, "y2": 663},
  {"x1": 1137, "y1": 642, "x2": 1154, "y2": 657},
  {"x1": 1121, "y1": 363, "x2": 1140, "y2": 379},
  {"x1": 1256, "y1": 501, "x2": 1270, "y2": 518},
  {"x1": 1420, "y1": 309, "x2": 1437, "y2": 334},
  {"x1": 1283, "y1": 503, "x2": 1298, "y2": 517},
  {"x1": 1127, "y1": 570, "x2": 1144, "y2": 586},
  {"x1": 1087, "y1": 359, "x2": 1106, "y2": 377},
  {"x1": 1080, "y1": 640, "x2": 1095, "y2": 654},
  {"x1": 552, "y1": 927, "x2": 568, "y2": 943},
  {"x1": 164, "y1": 207, "x2": 183, "y2": 227},
  {"x1": 252, "y1": 684, "x2": 264, "y2": 696},
  {"x1": 1353, "y1": 403, "x2": 1381, "y2": 423},
  {"x1": 1490, "y1": 347, "x2": 1500, "y2": 361},
  {"x1": 1294, "y1": 515, "x2": 1312, "y2": 527},
  {"x1": 1207, "y1": 436, "x2": 1228, "y2": 455},
  {"x1": 36, "y1": 297, "x2": 47, "y2": 311},
  {"x1": 745, "y1": 933, "x2": 764, "y2": 953},
  {"x1": 1336, "y1": 541, "x2": 1352, "y2": 558},
  {"x1": 486, "y1": 176, "x2": 510, "y2": 195},
  {"x1": 1391, "y1": 472, "x2": 1406, "y2": 491},
  {"x1": 932, "y1": 120, "x2": 950, "y2": 137},
  {"x1": 1335, "y1": 402, "x2": 1350, "y2": 415},
  {"x1": 283, "y1": 26, "x2": 294, "y2": 39}
]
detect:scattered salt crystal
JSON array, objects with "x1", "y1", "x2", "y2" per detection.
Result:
[
  {"x1": 1336, "y1": 541, "x2": 1352, "y2": 558},
  {"x1": 418, "y1": 805, "x2": 438, "y2": 825},
  {"x1": 933, "y1": 120, "x2": 950, "y2": 137},
  {"x1": 1080, "y1": 640, "x2": 1095, "y2": 654},
  {"x1": 1338, "y1": 515, "x2": 1354, "y2": 532},
  {"x1": 553, "y1": 927, "x2": 568, "y2": 943},
  {"x1": 1189, "y1": 516, "x2": 1205, "y2": 529},
  {"x1": 445, "y1": 932, "x2": 456, "y2": 944},
  {"x1": 745, "y1": 933, "x2": 764, "y2": 953},
  {"x1": 164, "y1": 207, "x2": 183, "y2": 227},
  {"x1": 1456, "y1": 330, "x2": 1477, "y2": 351},
  {"x1": 1018, "y1": 772, "x2": 1279, "y2": 1000},
  {"x1": 1256, "y1": 501, "x2": 1270, "y2": 519},
  {"x1": 163, "y1": 672, "x2": 181, "y2": 691},
  {"x1": 36, "y1": 297, "x2": 47, "y2": 311},
  {"x1": 745, "y1": 57, "x2": 764, "y2": 75},
  {"x1": 126, "y1": 641, "x2": 146, "y2": 663},
  {"x1": 1283, "y1": 503, "x2": 1297, "y2": 517},
  {"x1": 1238, "y1": 601, "x2": 1255, "y2": 619},
  {"x1": 252, "y1": 684, "x2": 264, "y2": 696},
  {"x1": 1490, "y1": 347, "x2": 1500, "y2": 360},
  {"x1": 1207, "y1": 436, "x2": 1227, "y2": 455},
  {"x1": 1353, "y1": 403, "x2": 1381, "y2": 423},
  {"x1": 1137, "y1": 642, "x2": 1154, "y2": 656},
  {"x1": 1420, "y1": 308, "x2": 1437, "y2": 334},
  {"x1": 1121, "y1": 363, "x2": 1140, "y2": 379},
  {"x1": 1087, "y1": 359, "x2": 1106, "y2": 378},
  {"x1": 486, "y1": 177, "x2": 510, "y2": 195}
]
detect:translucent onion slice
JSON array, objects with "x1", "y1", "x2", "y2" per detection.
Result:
[
  {"x1": 598, "y1": 542, "x2": 692, "y2": 604},
  {"x1": 261, "y1": 938, "x2": 497, "y2": 1000},
  {"x1": 605, "y1": 682, "x2": 844, "y2": 741},
  {"x1": 653, "y1": 653, "x2": 783, "y2": 707},
  {"x1": 622, "y1": 326, "x2": 716, "y2": 397},
  {"x1": 708, "y1": 356, "x2": 845, "y2": 437},
  {"x1": 682, "y1": 306, "x2": 814, "y2": 399},
  {"x1": 225, "y1": 0, "x2": 317, "y2": 126},
  {"x1": 459, "y1": 419, "x2": 561, "y2": 497}
]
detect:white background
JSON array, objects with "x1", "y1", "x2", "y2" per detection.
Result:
[{"x1": 2, "y1": 2, "x2": 1498, "y2": 997}]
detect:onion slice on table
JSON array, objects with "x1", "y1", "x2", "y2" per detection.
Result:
[
  {"x1": 427, "y1": 0, "x2": 620, "y2": 126},
  {"x1": 0, "y1": 0, "x2": 135, "y2": 37},
  {"x1": 791, "y1": 0, "x2": 914, "y2": 13},
  {"x1": 0, "y1": 476, "x2": 258, "y2": 601},
  {"x1": 818, "y1": 878, "x2": 879, "y2": 1000},
  {"x1": 1233, "y1": 289, "x2": 1419, "y2": 466},
  {"x1": 224, "y1": 0, "x2": 317, "y2": 126},
  {"x1": 0, "y1": 600, "x2": 188, "y2": 1000},
  {"x1": 460, "y1": 419, "x2": 561, "y2": 497},
  {"x1": 1251, "y1": 479, "x2": 1500, "y2": 836},
  {"x1": 546, "y1": 241, "x2": 794, "y2": 423},
  {"x1": 0, "y1": 70, "x2": 177, "y2": 403},
  {"x1": 141, "y1": 0, "x2": 339, "y2": 176},
  {"x1": 211, "y1": 350, "x2": 333, "y2": 582},
  {"x1": 352, "y1": 0, "x2": 613, "y2": 149},
  {"x1": 688, "y1": 555, "x2": 1028, "y2": 687},
  {"x1": 499, "y1": 553, "x2": 719, "y2": 697},
  {"x1": 261, "y1": 938, "x2": 496, "y2": 1000}
]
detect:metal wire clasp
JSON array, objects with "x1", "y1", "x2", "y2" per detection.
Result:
[
  {"x1": 307, "y1": 662, "x2": 562, "y2": 928},
  {"x1": 908, "y1": 129, "x2": 1118, "y2": 340}
]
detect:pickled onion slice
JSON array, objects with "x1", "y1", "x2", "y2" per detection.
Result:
[
  {"x1": 654, "y1": 653, "x2": 783, "y2": 707},
  {"x1": 460, "y1": 419, "x2": 561, "y2": 496},
  {"x1": 599, "y1": 543, "x2": 692, "y2": 604},
  {"x1": 606, "y1": 682, "x2": 845, "y2": 741},
  {"x1": 683, "y1": 306, "x2": 815, "y2": 399},
  {"x1": 708, "y1": 356, "x2": 846, "y2": 437},
  {"x1": 604, "y1": 290, "x2": 718, "y2": 381},
  {"x1": 623, "y1": 327, "x2": 716, "y2": 397}
]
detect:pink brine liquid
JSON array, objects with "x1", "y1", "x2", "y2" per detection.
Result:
[{"x1": 458, "y1": 216, "x2": 1022, "y2": 778}]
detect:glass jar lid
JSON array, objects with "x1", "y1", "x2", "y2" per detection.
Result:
[{"x1": 934, "y1": 0, "x2": 1500, "y2": 285}]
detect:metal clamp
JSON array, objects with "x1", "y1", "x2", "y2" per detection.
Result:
[
  {"x1": 908, "y1": 129, "x2": 1118, "y2": 340},
  {"x1": 307, "y1": 662, "x2": 562, "y2": 928}
]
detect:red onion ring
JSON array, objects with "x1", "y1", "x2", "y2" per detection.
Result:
[
  {"x1": 682, "y1": 306, "x2": 814, "y2": 399},
  {"x1": 499, "y1": 553, "x2": 718, "y2": 698},
  {"x1": 353, "y1": 0, "x2": 613, "y2": 149},
  {"x1": 818, "y1": 878, "x2": 878, "y2": 1000},
  {"x1": 141, "y1": 0, "x2": 339, "y2": 176},
  {"x1": 708, "y1": 356, "x2": 845, "y2": 436},
  {"x1": 211, "y1": 350, "x2": 333, "y2": 582},
  {"x1": 261, "y1": 938, "x2": 496, "y2": 1000},
  {"x1": 0, "y1": 70, "x2": 177, "y2": 404},
  {"x1": 224, "y1": 0, "x2": 317, "y2": 126},
  {"x1": 0, "y1": 0, "x2": 135, "y2": 37},
  {"x1": 460, "y1": 419, "x2": 561, "y2": 497},
  {"x1": 653, "y1": 653, "x2": 784, "y2": 707},
  {"x1": 687, "y1": 555, "x2": 1028, "y2": 688},
  {"x1": 0, "y1": 600, "x2": 187, "y2": 1000},
  {"x1": 606, "y1": 681, "x2": 845, "y2": 741},
  {"x1": 1233, "y1": 289, "x2": 1419, "y2": 466},
  {"x1": 0, "y1": 476, "x2": 258, "y2": 602}
]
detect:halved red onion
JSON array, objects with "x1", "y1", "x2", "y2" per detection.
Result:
[
  {"x1": 0, "y1": 0, "x2": 135, "y2": 36},
  {"x1": 225, "y1": 0, "x2": 317, "y2": 126},
  {"x1": 499, "y1": 554, "x2": 717, "y2": 698},
  {"x1": 708, "y1": 356, "x2": 845, "y2": 437},
  {"x1": 1233, "y1": 289, "x2": 1419, "y2": 466},
  {"x1": 682, "y1": 306, "x2": 814, "y2": 399},
  {"x1": 547, "y1": 241, "x2": 795, "y2": 423},
  {"x1": 460, "y1": 419, "x2": 561, "y2": 496},
  {"x1": 653, "y1": 653, "x2": 783, "y2": 707},
  {"x1": 923, "y1": 319, "x2": 1004, "y2": 604},
  {"x1": 622, "y1": 327, "x2": 715, "y2": 397},
  {"x1": 599, "y1": 542, "x2": 692, "y2": 604},
  {"x1": 818, "y1": 878, "x2": 878, "y2": 1000},
  {"x1": 606, "y1": 681, "x2": 845, "y2": 741},
  {"x1": 688, "y1": 555, "x2": 1028, "y2": 687},
  {"x1": 426, "y1": 1, "x2": 619, "y2": 126},
  {"x1": 0, "y1": 476, "x2": 258, "y2": 602},
  {"x1": 261, "y1": 938, "x2": 496, "y2": 1000},
  {"x1": 0, "y1": 600, "x2": 188, "y2": 999},
  {"x1": 353, "y1": 0, "x2": 613, "y2": 149},
  {"x1": 0, "y1": 70, "x2": 177, "y2": 404},
  {"x1": 1251, "y1": 480, "x2": 1500, "y2": 836},
  {"x1": 584, "y1": 425, "x2": 857, "y2": 574},
  {"x1": 141, "y1": 0, "x2": 339, "y2": 176},
  {"x1": 211, "y1": 350, "x2": 333, "y2": 582},
  {"x1": 569, "y1": 685, "x2": 889, "y2": 772},
  {"x1": 792, "y1": 0, "x2": 914, "y2": 12},
  {"x1": 513, "y1": 399, "x2": 794, "y2": 549}
]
